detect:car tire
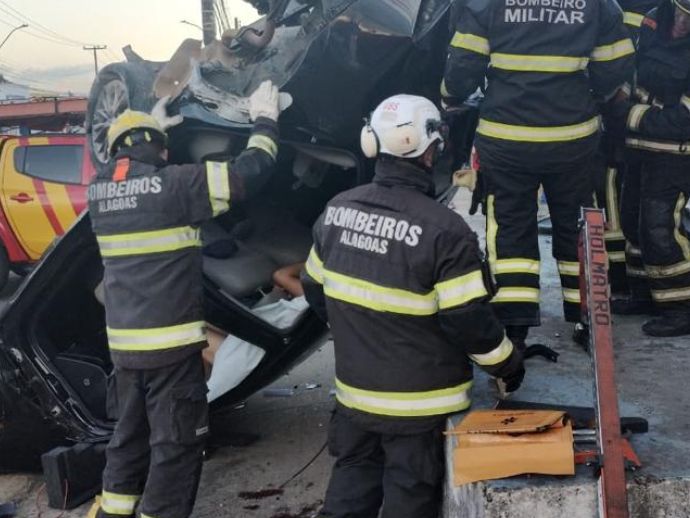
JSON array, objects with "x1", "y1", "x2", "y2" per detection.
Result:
[
  {"x1": 86, "y1": 61, "x2": 158, "y2": 171},
  {"x1": 0, "y1": 246, "x2": 10, "y2": 293}
]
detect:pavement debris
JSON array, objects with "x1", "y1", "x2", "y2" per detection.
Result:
[
  {"x1": 238, "y1": 488, "x2": 284, "y2": 500},
  {"x1": 263, "y1": 388, "x2": 296, "y2": 398}
]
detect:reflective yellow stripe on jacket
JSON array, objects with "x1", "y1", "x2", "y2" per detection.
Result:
[
  {"x1": 335, "y1": 378, "x2": 472, "y2": 417},
  {"x1": 97, "y1": 226, "x2": 201, "y2": 258},
  {"x1": 206, "y1": 161, "x2": 231, "y2": 217},
  {"x1": 591, "y1": 38, "x2": 635, "y2": 62},
  {"x1": 305, "y1": 246, "x2": 324, "y2": 284},
  {"x1": 491, "y1": 53, "x2": 588, "y2": 73},
  {"x1": 323, "y1": 269, "x2": 438, "y2": 316},
  {"x1": 100, "y1": 491, "x2": 140, "y2": 516},
  {"x1": 450, "y1": 32, "x2": 490, "y2": 55},
  {"x1": 306, "y1": 247, "x2": 488, "y2": 315},
  {"x1": 435, "y1": 270, "x2": 488, "y2": 310},
  {"x1": 469, "y1": 334, "x2": 514, "y2": 366},
  {"x1": 624, "y1": 11, "x2": 645, "y2": 27},
  {"x1": 247, "y1": 134, "x2": 278, "y2": 160},
  {"x1": 477, "y1": 117, "x2": 600, "y2": 142},
  {"x1": 107, "y1": 321, "x2": 206, "y2": 352}
]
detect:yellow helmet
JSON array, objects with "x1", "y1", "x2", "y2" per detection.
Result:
[{"x1": 107, "y1": 109, "x2": 167, "y2": 157}]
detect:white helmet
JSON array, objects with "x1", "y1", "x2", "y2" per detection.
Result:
[{"x1": 360, "y1": 94, "x2": 445, "y2": 159}]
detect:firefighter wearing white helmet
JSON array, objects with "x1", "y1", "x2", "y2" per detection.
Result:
[
  {"x1": 302, "y1": 94, "x2": 525, "y2": 518},
  {"x1": 90, "y1": 81, "x2": 290, "y2": 518}
]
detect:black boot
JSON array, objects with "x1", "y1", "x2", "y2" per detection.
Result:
[{"x1": 642, "y1": 313, "x2": 690, "y2": 337}]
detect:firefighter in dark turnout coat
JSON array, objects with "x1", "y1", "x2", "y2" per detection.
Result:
[
  {"x1": 615, "y1": 0, "x2": 690, "y2": 336},
  {"x1": 442, "y1": 0, "x2": 635, "y2": 347},
  {"x1": 90, "y1": 81, "x2": 285, "y2": 518},
  {"x1": 302, "y1": 95, "x2": 525, "y2": 518},
  {"x1": 592, "y1": 0, "x2": 658, "y2": 296}
]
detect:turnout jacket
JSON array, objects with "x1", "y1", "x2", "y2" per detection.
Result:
[
  {"x1": 625, "y1": 5, "x2": 690, "y2": 155},
  {"x1": 620, "y1": 0, "x2": 659, "y2": 39},
  {"x1": 88, "y1": 119, "x2": 278, "y2": 369},
  {"x1": 443, "y1": 0, "x2": 635, "y2": 171},
  {"x1": 301, "y1": 159, "x2": 521, "y2": 432}
]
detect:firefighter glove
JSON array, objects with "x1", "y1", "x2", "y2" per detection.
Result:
[
  {"x1": 151, "y1": 95, "x2": 184, "y2": 131},
  {"x1": 249, "y1": 80, "x2": 293, "y2": 122}
]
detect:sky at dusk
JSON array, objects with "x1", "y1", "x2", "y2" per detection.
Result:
[{"x1": 0, "y1": 0, "x2": 259, "y2": 94}]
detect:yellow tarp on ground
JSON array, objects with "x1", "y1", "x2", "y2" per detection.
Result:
[{"x1": 447, "y1": 410, "x2": 575, "y2": 486}]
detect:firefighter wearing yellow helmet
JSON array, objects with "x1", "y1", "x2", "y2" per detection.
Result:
[{"x1": 90, "y1": 81, "x2": 290, "y2": 518}]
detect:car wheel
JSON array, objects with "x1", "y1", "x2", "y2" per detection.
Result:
[
  {"x1": 0, "y1": 246, "x2": 9, "y2": 293},
  {"x1": 86, "y1": 62, "x2": 158, "y2": 171}
]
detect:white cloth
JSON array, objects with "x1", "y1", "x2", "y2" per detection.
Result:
[{"x1": 207, "y1": 296, "x2": 309, "y2": 402}]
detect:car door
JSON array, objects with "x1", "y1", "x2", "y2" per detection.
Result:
[{"x1": 1, "y1": 136, "x2": 87, "y2": 260}]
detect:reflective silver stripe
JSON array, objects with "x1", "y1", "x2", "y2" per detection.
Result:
[
  {"x1": 606, "y1": 231, "x2": 625, "y2": 241},
  {"x1": 491, "y1": 53, "x2": 588, "y2": 73},
  {"x1": 477, "y1": 117, "x2": 600, "y2": 142},
  {"x1": 624, "y1": 11, "x2": 645, "y2": 27},
  {"x1": 609, "y1": 251, "x2": 626, "y2": 263},
  {"x1": 652, "y1": 287, "x2": 690, "y2": 302},
  {"x1": 305, "y1": 246, "x2": 324, "y2": 284},
  {"x1": 440, "y1": 79, "x2": 450, "y2": 97},
  {"x1": 323, "y1": 270, "x2": 438, "y2": 316},
  {"x1": 435, "y1": 270, "x2": 488, "y2": 310},
  {"x1": 646, "y1": 260, "x2": 690, "y2": 278},
  {"x1": 469, "y1": 335, "x2": 514, "y2": 366},
  {"x1": 101, "y1": 491, "x2": 140, "y2": 515},
  {"x1": 450, "y1": 32, "x2": 490, "y2": 55},
  {"x1": 626, "y1": 244, "x2": 642, "y2": 257},
  {"x1": 97, "y1": 226, "x2": 201, "y2": 257},
  {"x1": 627, "y1": 266, "x2": 647, "y2": 278},
  {"x1": 627, "y1": 104, "x2": 651, "y2": 131},
  {"x1": 563, "y1": 288, "x2": 581, "y2": 304},
  {"x1": 634, "y1": 87, "x2": 650, "y2": 103},
  {"x1": 107, "y1": 321, "x2": 206, "y2": 352},
  {"x1": 247, "y1": 134, "x2": 278, "y2": 160},
  {"x1": 591, "y1": 39, "x2": 635, "y2": 62},
  {"x1": 682, "y1": 95, "x2": 690, "y2": 112},
  {"x1": 335, "y1": 378, "x2": 472, "y2": 417},
  {"x1": 606, "y1": 167, "x2": 621, "y2": 232},
  {"x1": 494, "y1": 258, "x2": 540, "y2": 275},
  {"x1": 492, "y1": 287, "x2": 540, "y2": 303},
  {"x1": 557, "y1": 261, "x2": 580, "y2": 277},
  {"x1": 206, "y1": 161, "x2": 231, "y2": 217},
  {"x1": 626, "y1": 138, "x2": 690, "y2": 155}
]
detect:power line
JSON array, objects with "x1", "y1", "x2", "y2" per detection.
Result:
[{"x1": 0, "y1": 0, "x2": 94, "y2": 47}]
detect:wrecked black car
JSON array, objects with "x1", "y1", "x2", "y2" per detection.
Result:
[{"x1": 0, "y1": 0, "x2": 476, "y2": 471}]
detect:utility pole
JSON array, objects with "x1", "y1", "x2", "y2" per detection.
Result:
[
  {"x1": 201, "y1": 0, "x2": 216, "y2": 46},
  {"x1": 83, "y1": 45, "x2": 107, "y2": 75}
]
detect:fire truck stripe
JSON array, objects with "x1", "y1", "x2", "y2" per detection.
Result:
[{"x1": 32, "y1": 179, "x2": 64, "y2": 235}]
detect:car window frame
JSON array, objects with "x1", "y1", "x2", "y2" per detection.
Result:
[{"x1": 13, "y1": 143, "x2": 84, "y2": 186}]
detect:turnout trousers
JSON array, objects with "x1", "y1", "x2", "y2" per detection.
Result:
[
  {"x1": 619, "y1": 160, "x2": 652, "y2": 300},
  {"x1": 483, "y1": 162, "x2": 593, "y2": 326},
  {"x1": 637, "y1": 154, "x2": 690, "y2": 312},
  {"x1": 320, "y1": 409, "x2": 445, "y2": 518},
  {"x1": 97, "y1": 353, "x2": 209, "y2": 518},
  {"x1": 591, "y1": 151, "x2": 628, "y2": 293}
]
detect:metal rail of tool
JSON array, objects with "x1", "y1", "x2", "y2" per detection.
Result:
[{"x1": 578, "y1": 208, "x2": 629, "y2": 518}]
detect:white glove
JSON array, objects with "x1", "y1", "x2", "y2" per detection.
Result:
[
  {"x1": 249, "y1": 80, "x2": 293, "y2": 122},
  {"x1": 151, "y1": 95, "x2": 184, "y2": 130}
]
